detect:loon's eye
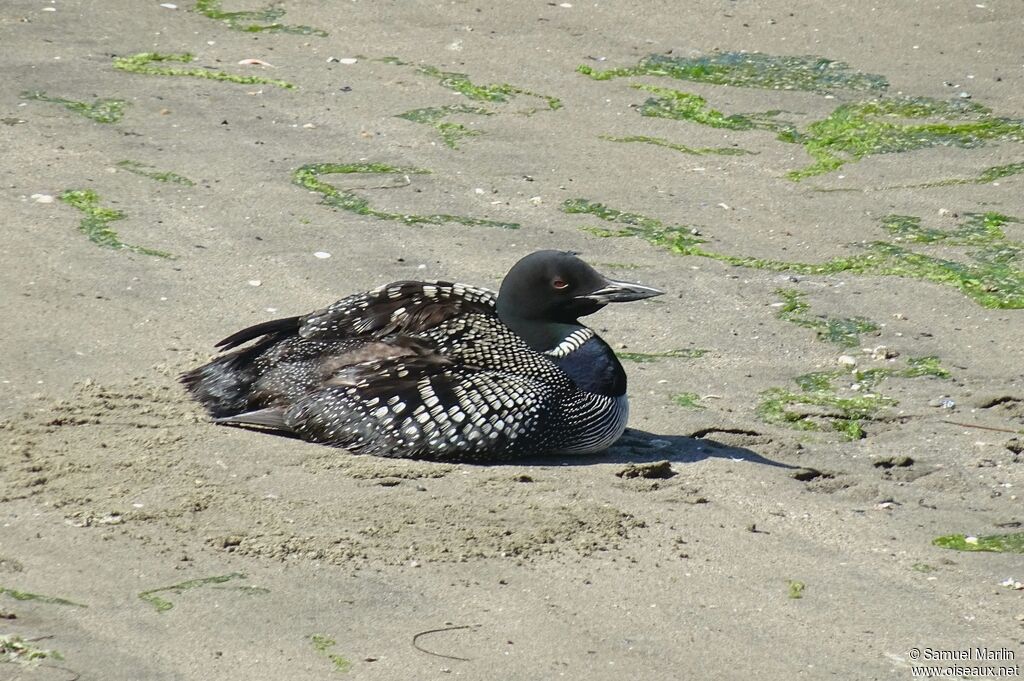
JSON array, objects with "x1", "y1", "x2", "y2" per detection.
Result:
[{"x1": 552, "y1": 279, "x2": 569, "y2": 290}]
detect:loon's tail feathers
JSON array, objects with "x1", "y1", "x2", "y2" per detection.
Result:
[
  {"x1": 181, "y1": 315, "x2": 301, "y2": 418},
  {"x1": 215, "y1": 315, "x2": 302, "y2": 350},
  {"x1": 214, "y1": 406, "x2": 289, "y2": 430}
]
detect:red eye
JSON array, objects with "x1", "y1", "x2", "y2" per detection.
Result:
[{"x1": 552, "y1": 279, "x2": 569, "y2": 290}]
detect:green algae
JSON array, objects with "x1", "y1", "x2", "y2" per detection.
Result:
[
  {"x1": 600, "y1": 134, "x2": 754, "y2": 156},
  {"x1": 758, "y1": 386, "x2": 893, "y2": 439},
  {"x1": 672, "y1": 392, "x2": 705, "y2": 409},
  {"x1": 876, "y1": 161, "x2": 1024, "y2": 190},
  {"x1": 633, "y1": 84, "x2": 791, "y2": 132},
  {"x1": 628, "y1": 89, "x2": 1023, "y2": 181},
  {"x1": 618, "y1": 348, "x2": 708, "y2": 362},
  {"x1": 193, "y1": 0, "x2": 327, "y2": 36},
  {"x1": 113, "y1": 52, "x2": 295, "y2": 89},
  {"x1": 565, "y1": 199, "x2": 1024, "y2": 309},
  {"x1": 59, "y1": 189, "x2": 173, "y2": 258},
  {"x1": 971, "y1": 161, "x2": 1024, "y2": 183},
  {"x1": 563, "y1": 198, "x2": 704, "y2": 252},
  {"x1": 20, "y1": 90, "x2": 126, "y2": 123},
  {"x1": 787, "y1": 580, "x2": 806, "y2": 599},
  {"x1": 882, "y1": 212, "x2": 1017, "y2": 247},
  {"x1": 293, "y1": 163, "x2": 519, "y2": 229},
  {"x1": 933, "y1": 532, "x2": 1024, "y2": 554},
  {"x1": 758, "y1": 358, "x2": 951, "y2": 439},
  {"x1": 416, "y1": 64, "x2": 561, "y2": 110},
  {"x1": 116, "y1": 160, "x2": 195, "y2": 186},
  {"x1": 775, "y1": 289, "x2": 879, "y2": 348},
  {"x1": 309, "y1": 634, "x2": 352, "y2": 673},
  {"x1": 783, "y1": 97, "x2": 1024, "y2": 180},
  {"x1": 385, "y1": 60, "x2": 558, "y2": 146},
  {"x1": 1, "y1": 635, "x2": 64, "y2": 665},
  {"x1": 579, "y1": 51, "x2": 1021, "y2": 180},
  {"x1": 816, "y1": 161, "x2": 1024, "y2": 193},
  {"x1": 0, "y1": 586, "x2": 86, "y2": 608},
  {"x1": 138, "y1": 572, "x2": 257, "y2": 613},
  {"x1": 903, "y1": 355, "x2": 951, "y2": 379},
  {"x1": 792, "y1": 371, "x2": 835, "y2": 393},
  {"x1": 578, "y1": 52, "x2": 888, "y2": 92},
  {"x1": 396, "y1": 105, "x2": 494, "y2": 148}
]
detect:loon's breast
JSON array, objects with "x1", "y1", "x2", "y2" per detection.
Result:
[{"x1": 541, "y1": 331, "x2": 630, "y2": 454}]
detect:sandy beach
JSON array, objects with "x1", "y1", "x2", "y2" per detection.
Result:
[{"x1": 2, "y1": 1, "x2": 1022, "y2": 679}]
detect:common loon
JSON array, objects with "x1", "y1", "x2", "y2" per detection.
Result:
[{"x1": 181, "y1": 250, "x2": 663, "y2": 461}]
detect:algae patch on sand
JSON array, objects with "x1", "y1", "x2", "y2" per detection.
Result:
[
  {"x1": 0, "y1": 586, "x2": 86, "y2": 608},
  {"x1": 781, "y1": 97, "x2": 1024, "y2": 181},
  {"x1": 59, "y1": 189, "x2": 174, "y2": 258},
  {"x1": 194, "y1": 0, "x2": 328, "y2": 36},
  {"x1": 932, "y1": 532, "x2": 1024, "y2": 554},
  {"x1": 579, "y1": 51, "x2": 1022, "y2": 181},
  {"x1": 114, "y1": 52, "x2": 295, "y2": 89},
  {"x1": 138, "y1": 572, "x2": 265, "y2": 613},
  {"x1": 563, "y1": 198, "x2": 704, "y2": 253},
  {"x1": 309, "y1": 634, "x2": 352, "y2": 673},
  {"x1": 632, "y1": 85, "x2": 792, "y2": 133},
  {"x1": 393, "y1": 62, "x2": 560, "y2": 147},
  {"x1": 817, "y1": 160, "x2": 1024, "y2": 192},
  {"x1": 628, "y1": 90, "x2": 1024, "y2": 181},
  {"x1": 757, "y1": 358, "x2": 950, "y2": 439},
  {"x1": 1, "y1": 635, "x2": 64, "y2": 665},
  {"x1": 600, "y1": 134, "x2": 753, "y2": 157},
  {"x1": 293, "y1": 163, "x2": 519, "y2": 229},
  {"x1": 671, "y1": 392, "x2": 706, "y2": 409},
  {"x1": 116, "y1": 160, "x2": 195, "y2": 186},
  {"x1": 416, "y1": 63, "x2": 561, "y2": 110},
  {"x1": 396, "y1": 105, "x2": 494, "y2": 149},
  {"x1": 578, "y1": 52, "x2": 888, "y2": 92},
  {"x1": 617, "y1": 348, "x2": 709, "y2": 362},
  {"x1": 566, "y1": 199, "x2": 1024, "y2": 309},
  {"x1": 774, "y1": 289, "x2": 879, "y2": 348},
  {"x1": 20, "y1": 90, "x2": 126, "y2": 123}
]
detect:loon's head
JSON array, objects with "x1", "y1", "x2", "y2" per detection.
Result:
[{"x1": 495, "y1": 250, "x2": 663, "y2": 348}]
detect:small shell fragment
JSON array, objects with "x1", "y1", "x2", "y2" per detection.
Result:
[
  {"x1": 238, "y1": 58, "x2": 274, "y2": 67},
  {"x1": 313, "y1": 251, "x2": 331, "y2": 259}
]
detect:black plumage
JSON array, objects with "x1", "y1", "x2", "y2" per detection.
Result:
[{"x1": 181, "y1": 250, "x2": 663, "y2": 461}]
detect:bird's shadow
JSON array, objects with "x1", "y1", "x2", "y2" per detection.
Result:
[
  {"x1": 516, "y1": 428, "x2": 798, "y2": 469},
  {"x1": 217, "y1": 423, "x2": 795, "y2": 469}
]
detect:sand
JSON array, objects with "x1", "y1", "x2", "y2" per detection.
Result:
[{"x1": 1, "y1": 1, "x2": 1022, "y2": 679}]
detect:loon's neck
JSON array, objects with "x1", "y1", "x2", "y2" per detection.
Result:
[
  {"x1": 500, "y1": 315, "x2": 627, "y2": 397},
  {"x1": 500, "y1": 314, "x2": 582, "y2": 352},
  {"x1": 546, "y1": 333, "x2": 627, "y2": 398}
]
